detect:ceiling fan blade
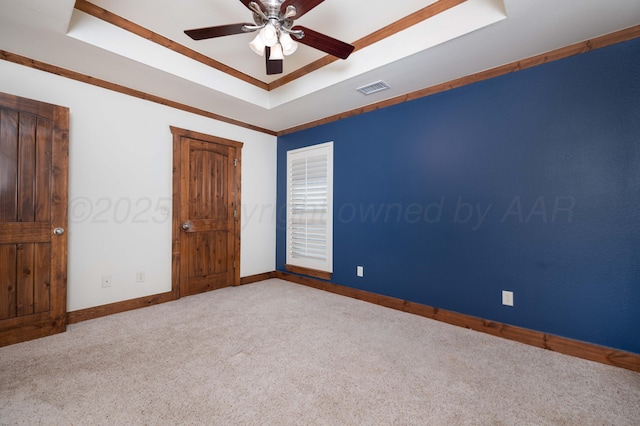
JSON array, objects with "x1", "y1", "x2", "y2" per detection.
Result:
[
  {"x1": 292, "y1": 26, "x2": 355, "y2": 60},
  {"x1": 281, "y1": 0, "x2": 324, "y2": 18},
  {"x1": 184, "y1": 23, "x2": 253, "y2": 40},
  {"x1": 265, "y1": 47, "x2": 283, "y2": 75}
]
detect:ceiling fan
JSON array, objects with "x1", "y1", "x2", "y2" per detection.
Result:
[{"x1": 184, "y1": 0, "x2": 355, "y2": 75}]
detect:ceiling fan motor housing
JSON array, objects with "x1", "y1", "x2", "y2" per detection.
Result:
[
  {"x1": 262, "y1": 0, "x2": 286, "y2": 17},
  {"x1": 250, "y1": 0, "x2": 297, "y2": 34}
]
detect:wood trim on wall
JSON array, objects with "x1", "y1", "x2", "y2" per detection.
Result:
[
  {"x1": 67, "y1": 291, "x2": 175, "y2": 324},
  {"x1": 3, "y1": 26, "x2": 637, "y2": 137},
  {"x1": 0, "y1": 50, "x2": 276, "y2": 136},
  {"x1": 169, "y1": 126, "x2": 244, "y2": 149},
  {"x1": 65, "y1": 267, "x2": 640, "y2": 373},
  {"x1": 240, "y1": 271, "x2": 276, "y2": 285},
  {"x1": 274, "y1": 271, "x2": 640, "y2": 373},
  {"x1": 66, "y1": 271, "x2": 275, "y2": 324},
  {"x1": 73, "y1": 0, "x2": 268, "y2": 90},
  {"x1": 5, "y1": 24, "x2": 639, "y2": 354},
  {"x1": 74, "y1": 0, "x2": 463, "y2": 92},
  {"x1": 278, "y1": 24, "x2": 640, "y2": 135},
  {"x1": 267, "y1": 0, "x2": 466, "y2": 90},
  {"x1": 285, "y1": 264, "x2": 332, "y2": 281}
]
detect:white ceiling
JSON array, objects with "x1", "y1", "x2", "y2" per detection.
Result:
[{"x1": 0, "y1": 0, "x2": 639, "y2": 133}]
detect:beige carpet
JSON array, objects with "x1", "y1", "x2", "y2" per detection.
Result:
[{"x1": 1, "y1": 279, "x2": 638, "y2": 425}]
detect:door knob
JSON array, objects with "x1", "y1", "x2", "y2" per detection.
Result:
[
  {"x1": 53, "y1": 227, "x2": 65, "y2": 236},
  {"x1": 182, "y1": 222, "x2": 190, "y2": 230}
]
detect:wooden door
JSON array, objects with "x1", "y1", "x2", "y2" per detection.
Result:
[
  {"x1": 0, "y1": 92, "x2": 69, "y2": 346},
  {"x1": 171, "y1": 127, "x2": 241, "y2": 297}
]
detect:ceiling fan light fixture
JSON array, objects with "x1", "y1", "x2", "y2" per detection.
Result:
[
  {"x1": 269, "y1": 42, "x2": 284, "y2": 60},
  {"x1": 249, "y1": 33, "x2": 266, "y2": 56},
  {"x1": 260, "y1": 22, "x2": 278, "y2": 47},
  {"x1": 183, "y1": 0, "x2": 356, "y2": 75},
  {"x1": 280, "y1": 32, "x2": 297, "y2": 56}
]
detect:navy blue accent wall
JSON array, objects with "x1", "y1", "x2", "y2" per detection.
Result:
[{"x1": 276, "y1": 38, "x2": 640, "y2": 354}]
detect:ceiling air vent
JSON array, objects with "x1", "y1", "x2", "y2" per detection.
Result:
[{"x1": 356, "y1": 80, "x2": 390, "y2": 95}]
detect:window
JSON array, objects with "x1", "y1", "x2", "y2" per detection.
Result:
[{"x1": 286, "y1": 142, "x2": 333, "y2": 275}]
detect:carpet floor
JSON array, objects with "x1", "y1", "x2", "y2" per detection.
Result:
[{"x1": 1, "y1": 279, "x2": 638, "y2": 425}]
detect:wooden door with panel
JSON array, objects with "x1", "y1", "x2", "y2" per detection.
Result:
[
  {"x1": 0, "y1": 92, "x2": 69, "y2": 346},
  {"x1": 171, "y1": 127, "x2": 241, "y2": 297}
]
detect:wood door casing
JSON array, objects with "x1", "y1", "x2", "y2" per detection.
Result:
[
  {"x1": 0, "y1": 92, "x2": 69, "y2": 346},
  {"x1": 171, "y1": 127, "x2": 241, "y2": 297}
]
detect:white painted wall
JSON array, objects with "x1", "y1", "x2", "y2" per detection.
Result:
[{"x1": 0, "y1": 60, "x2": 277, "y2": 312}]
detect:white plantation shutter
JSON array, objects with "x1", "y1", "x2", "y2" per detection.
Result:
[{"x1": 286, "y1": 142, "x2": 333, "y2": 272}]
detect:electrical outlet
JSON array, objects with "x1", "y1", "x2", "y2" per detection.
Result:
[
  {"x1": 502, "y1": 290, "x2": 514, "y2": 306},
  {"x1": 102, "y1": 275, "x2": 112, "y2": 288},
  {"x1": 136, "y1": 271, "x2": 145, "y2": 282},
  {"x1": 357, "y1": 266, "x2": 364, "y2": 277}
]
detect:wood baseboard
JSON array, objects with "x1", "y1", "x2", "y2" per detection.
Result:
[
  {"x1": 240, "y1": 272, "x2": 277, "y2": 285},
  {"x1": 64, "y1": 270, "x2": 640, "y2": 372},
  {"x1": 273, "y1": 271, "x2": 640, "y2": 373},
  {"x1": 67, "y1": 291, "x2": 175, "y2": 324},
  {"x1": 285, "y1": 264, "x2": 331, "y2": 280},
  {"x1": 67, "y1": 272, "x2": 275, "y2": 324}
]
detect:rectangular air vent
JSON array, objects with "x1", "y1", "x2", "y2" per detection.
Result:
[{"x1": 356, "y1": 80, "x2": 390, "y2": 95}]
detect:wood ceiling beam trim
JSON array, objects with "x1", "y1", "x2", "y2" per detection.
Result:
[
  {"x1": 278, "y1": 25, "x2": 640, "y2": 135},
  {"x1": 267, "y1": 0, "x2": 466, "y2": 90},
  {"x1": 73, "y1": 0, "x2": 269, "y2": 90},
  {"x1": 0, "y1": 49, "x2": 277, "y2": 136},
  {"x1": 3, "y1": 26, "x2": 637, "y2": 137},
  {"x1": 74, "y1": 0, "x2": 464, "y2": 91}
]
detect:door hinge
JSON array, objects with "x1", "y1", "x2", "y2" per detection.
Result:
[
  {"x1": 233, "y1": 261, "x2": 236, "y2": 269},
  {"x1": 234, "y1": 158, "x2": 238, "y2": 167},
  {"x1": 234, "y1": 209, "x2": 237, "y2": 218}
]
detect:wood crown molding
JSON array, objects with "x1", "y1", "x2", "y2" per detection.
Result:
[
  {"x1": 2, "y1": 25, "x2": 637, "y2": 136},
  {"x1": 73, "y1": 0, "x2": 463, "y2": 91},
  {"x1": 274, "y1": 271, "x2": 640, "y2": 373},
  {"x1": 267, "y1": 0, "x2": 466, "y2": 90},
  {"x1": 278, "y1": 24, "x2": 640, "y2": 135},
  {"x1": 73, "y1": 0, "x2": 268, "y2": 90},
  {"x1": 0, "y1": 50, "x2": 276, "y2": 136}
]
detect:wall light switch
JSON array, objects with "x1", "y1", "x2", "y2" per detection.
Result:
[
  {"x1": 357, "y1": 266, "x2": 364, "y2": 277},
  {"x1": 502, "y1": 290, "x2": 514, "y2": 306}
]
